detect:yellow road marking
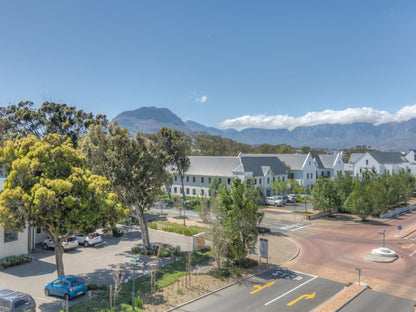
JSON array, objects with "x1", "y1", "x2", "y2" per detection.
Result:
[
  {"x1": 250, "y1": 281, "x2": 275, "y2": 294},
  {"x1": 287, "y1": 292, "x2": 316, "y2": 306},
  {"x1": 261, "y1": 223, "x2": 269, "y2": 226},
  {"x1": 402, "y1": 243, "x2": 415, "y2": 249}
]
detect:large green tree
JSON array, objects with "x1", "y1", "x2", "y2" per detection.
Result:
[
  {"x1": 0, "y1": 134, "x2": 119, "y2": 277},
  {"x1": 217, "y1": 178, "x2": 263, "y2": 261},
  {"x1": 149, "y1": 128, "x2": 192, "y2": 221},
  {"x1": 0, "y1": 101, "x2": 107, "y2": 145},
  {"x1": 80, "y1": 122, "x2": 166, "y2": 249},
  {"x1": 311, "y1": 176, "x2": 336, "y2": 212}
]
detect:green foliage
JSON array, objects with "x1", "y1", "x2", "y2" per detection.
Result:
[
  {"x1": 151, "y1": 221, "x2": 207, "y2": 236},
  {"x1": 148, "y1": 223, "x2": 157, "y2": 230},
  {"x1": 135, "y1": 298, "x2": 143, "y2": 309},
  {"x1": 87, "y1": 284, "x2": 108, "y2": 291},
  {"x1": 207, "y1": 268, "x2": 231, "y2": 278},
  {"x1": 232, "y1": 258, "x2": 258, "y2": 269},
  {"x1": 0, "y1": 254, "x2": 33, "y2": 270},
  {"x1": 111, "y1": 227, "x2": 124, "y2": 237},
  {"x1": 131, "y1": 244, "x2": 180, "y2": 257},
  {"x1": 217, "y1": 178, "x2": 262, "y2": 261},
  {"x1": 311, "y1": 176, "x2": 337, "y2": 212},
  {"x1": 0, "y1": 134, "x2": 120, "y2": 277}
]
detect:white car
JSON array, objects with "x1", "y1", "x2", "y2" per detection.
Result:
[
  {"x1": 273, "y1": 196, "x2": 285, "y2": 207},
  {"x1": 75, "y1": 233, "x2": 103, "y2": 247},
  {"x1": 42, "y1": 236, "x2": 79, "y2": 251},
  {"x1": 265, "y1": 197, "x2": 275, "y2": 205}
]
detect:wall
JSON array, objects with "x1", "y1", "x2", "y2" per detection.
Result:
[{"x1": 0, "y1": 226, "x2": 29, "y2": 258}]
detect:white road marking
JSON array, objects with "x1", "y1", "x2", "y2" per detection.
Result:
[
  {"x1": 264, "y1": 276, "x2": 318, "y2": 306},
  {"x1": 410, "y1": 249, "x2": 416, "y2": 257}
]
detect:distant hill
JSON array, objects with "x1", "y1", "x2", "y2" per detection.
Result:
[{"x1": 112, "y1": 106, "x2": 416, "y2": 150}]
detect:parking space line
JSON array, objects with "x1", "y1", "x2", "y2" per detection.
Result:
[
  {"x1": 264, "y1": 276, "x2": 318, "y2": 306},
  {"x1": 410, "y1": 249, "x2": 416, "y2": 257}
]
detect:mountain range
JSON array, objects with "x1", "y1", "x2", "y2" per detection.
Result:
[{"x1": 113, "y1": 107, "x2": 416, "y2": 151}]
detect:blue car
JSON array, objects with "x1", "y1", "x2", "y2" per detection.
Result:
[{"x1": 44, "y1": 275, "x2": 87, "y2": 300}]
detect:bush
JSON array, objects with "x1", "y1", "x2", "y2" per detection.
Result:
[
  {"x1": 86, "y1": 283, "x2": 107, "y2": 291},
  {"x1": 0, "y1": 254, "x2": 33, "y2": 270},
  {"x1": 148, "y1": 223, "x2": 157, "y2": 230},
  {"x1": 233, "y1": 258, "x2": 258, "y2": 269},
  {"x1": 207, "y1": 268, "x2": 231, "y2": 279},
  {"x1": 131, "y1": 244, "x2": 179, "y2": 257},
  {"x1": 135, "y1": 297, "x2": 143, "y2": 308},
  {"x1": 112, "y1": 226, "x2": 124, "y2": 237}
]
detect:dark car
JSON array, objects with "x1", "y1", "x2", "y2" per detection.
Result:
[
  {"x1": 44, "y1": 275, "x2": 87, "y2": 301},
  {"x1": 0, "y1": 289, "x2": 36, "y2": 312}
]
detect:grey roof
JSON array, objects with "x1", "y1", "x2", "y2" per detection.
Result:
[
  {"x1": 185, "y1": 156, "x2": 241, "y2": 177},
  {"x1": 348, "y1": 153, "x2": 364, "y2": 164},
  {"x1": 239, "y1": 154, "x2": 288, "y2": 176},
  {"x1": 316, "y1": 154, "x2": 338, "y2": 169},
  {"x1": 368, "y1": 151, "x2": 404, "y2": 164},
  {"x1": 276, "y1": 154, "x2": 309, "y2": 171}
]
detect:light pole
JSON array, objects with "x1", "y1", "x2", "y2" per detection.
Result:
[
  {"x1": 378, "y1": 229, "x2": 386, "y2": 248},
  {"x1": 131, "y1": 256, "x2": 140, "y2": 310},
  {"x1": 355, "y1": 268, "x2": 361, "y2": 286}
]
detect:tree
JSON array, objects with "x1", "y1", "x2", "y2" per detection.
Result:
[
  {"x1": 217, "y1": 178, "x2": 263, "y2": 261},
  {"x1": 80, "y1": 122, "x2": 166, "y2": 249},
  {"x1": 0, "y1": 134, "x2": 119, "y2": 277},
  {"x1": 149, "y1": 128, "x2": 192, "y2": 223},
  {"x1": 271, "y1": 180, "x2": 287, "y2": 195},
  {"x1": 344, "y1": 181, "x2": 373, "y2": 221},
  {"x1": 310, "y1": 176, "x2": 336, "y2": 212},
  {"x1": 332, "y1": 172, "x2": 353, "y2": 212},
  {"x1": 0, "y1": 101, "x2": 107, "y2": 146}
]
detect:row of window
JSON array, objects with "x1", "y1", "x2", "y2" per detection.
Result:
[
  {"x1": 174, "y1": 175, "x2": 286, "y2": 186},
  {"x1": 172, "y1": 187, "x2": 206, "y2": 196}
]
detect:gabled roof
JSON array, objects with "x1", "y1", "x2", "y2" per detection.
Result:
[
  {"x1": 312, "y1": 154, "x2": 338, "y2": 169},
  {"x1": 239, "y1": 154, "x2": 288, "y2": 176},
  {"x1": 276, "y1": 154, "x2": 309, "y2": 171},
  {"x1": 348, "y1": 153, "x2": 364, "y2": 164},
  {"x1": 185, "y1": 156, "x2": 241, "y2": 177},
  {"x1": 367, "y1": 151, "x2": 404, "y2": 164}
]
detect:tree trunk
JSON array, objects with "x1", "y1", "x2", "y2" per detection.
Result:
[
  {"x1": 137, "y1": 205, "x2": 151, "y2": 249},
  {"x1": 179, "y1": 174, "x2": 186, "y2": 225},
  {"x1": 48, "y1": 229, "x2": 65, "y2": 277}
]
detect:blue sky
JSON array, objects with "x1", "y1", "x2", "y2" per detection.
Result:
[{"x1": 1, "y1": 1, "x2": 416, "y2": 130}]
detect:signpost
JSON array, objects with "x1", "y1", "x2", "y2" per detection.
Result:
[{"x1": 378, "y1": 230, "x2": 386, "y2": 248}]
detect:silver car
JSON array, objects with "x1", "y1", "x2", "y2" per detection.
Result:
[
  {"x1": 0, "y1": 289, "x2": 36, "y2": 312},
  {"x1": 75, "y1": 233, "x2": 103, "y2": 247},
  {"x1": 42, "y1": 236, "x2": 79, "y2": 251}
]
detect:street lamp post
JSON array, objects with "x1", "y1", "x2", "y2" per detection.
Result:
[
  {"x1": 131, "y1": 256, "x2": 140, "y2": 310},
  {"x1": 355, "y1": 268, "x2": 361, "y2": 286}
]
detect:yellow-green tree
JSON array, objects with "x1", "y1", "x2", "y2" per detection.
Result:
[{"x1": 0, "y1": 134, "x2": 120, "y2": 277}]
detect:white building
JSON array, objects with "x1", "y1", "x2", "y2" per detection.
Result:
[
  {"x1": 352, "y1": 151, "x2": 406, "y2": 177},
  {"x1": 169, "y1": 154, "x2": 289, "y2": 197},
  {"x1": 276, "y1": 153, "x2": 317, "y2": 189},
  {"x1": 312, "y1": 153, "x2": 345, "y2": 179}
]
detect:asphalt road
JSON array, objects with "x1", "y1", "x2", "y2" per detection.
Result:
[
  {"x1": 172, "y1": 268, "x2": 345, "y2": 312},
  {"x1": 339, "y1": 289, "x2": 416, "y2": 312},
  {"x1": 260, "y1": 216, "x2": 312, "y2": 233}
]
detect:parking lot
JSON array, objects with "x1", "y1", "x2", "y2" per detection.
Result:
[{"x1": 0, "y1": 225, "x2": 171, "y2": 312}]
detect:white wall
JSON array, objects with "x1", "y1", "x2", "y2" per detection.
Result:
[{"x1": 0, "y1": 226, "x2": 29, "y2": 258}]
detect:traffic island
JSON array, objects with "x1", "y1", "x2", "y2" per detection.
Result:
[{"x1": 364, "y1": 247, "x2": 398, "y2": 263}]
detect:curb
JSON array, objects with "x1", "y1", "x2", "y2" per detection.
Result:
[
  {"x1": 334, "y1": 285, "x2": 369, "y2": 312},
  {"x1": 395, "y1": 225, "x2": 416, "y2": 238},
  {"x1": 164, "y1": 266, "x2": 272, "y2": 312},
  {"x1": 278, "y1": 236, "x2": 300, "y2": 265}
]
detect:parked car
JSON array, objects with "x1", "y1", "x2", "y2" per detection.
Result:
[
  {"x1": 273, "y1": 196, "x2": 285, "y2": 207},
  {"x1": 44, "y1": 275, "x2": 87, "y2": 301},
  {"x1": 42, "y1": 236, "x2": 79, "y2": 251},
  {"x1": 282, "y1": 194, "x2": 289, "y2": 204},
  {"x1": 265, "y1": 197, "x2": 275, "y2": 206},
  {"x1": 287, "y1": 194, "x2": 297, "y2": 203},
  {"x1": 75, "y1": 233, "x2": 103, "y2": 247},
  {"x1": 0, "y1": 289, "x2": 36, "y2": 312}
]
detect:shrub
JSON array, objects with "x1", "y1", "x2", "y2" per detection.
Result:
[
  {"x1": 233, "y1": 258, "x2": 258, "y2": 269},
  {"x1": 112, "y1": 226, "x2": 124, "y2": 237},
  {"x1": 131, "y1": 244, "x2": 179, "y2": 257},
  {"x1": 135, "y1": 297, "x2": 143, "y2": 308},
  {"x1": 87, "y1": 283, "x2": 107, "y2": 291},
  {"x1": 207, "y1": 268, "x2": 231, "y2": 279},
  {"x1": 148, "y1": 223, "x2": 157, "y2": 230},
  {"x1": 0, "y1": 254, "x2": 33, "y2": 270}
]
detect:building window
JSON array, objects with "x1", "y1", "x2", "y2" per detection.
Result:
[
  {"x1": 273, "y1": 177, "x2": 275, "y2": 182},
  {"x1": 311, "y1": 173, "x2": 313, "y2": 179},
  {"x1": 193, "y1": 177, "x2": 196, "y2": 183},
  {"x1": 186, "y1": 188, "x2": 190, "y2": 195},
  {"x1": 282, "y1": 177, "x2": 285, "y2": 181},
  {"x1": 208, "y1": 177, "x2": 211, "y2": 183},
  {"x1": 227, "y1": 178, "x2": 231, "y2": 185},
  {"x1": 366, "y1": 159, "x2": 368, "y2": 165},
  {"x1": 174, "y1": 187, "x2": 177, "y2": 193},
  {"x1": 254, "y1": 179, "x2": 257, "y2": 185},
  {"x1": 192, "y1": 189, "x2": 196, "y2": 195},
  {"x1": 36, "y1": 227, "x2": 41, "y2": 234},
  {"x1": 307, "y1": 173, "x2": 309, "y2": 179},
  {"x1": 201, "y1": 189, "x2": 204, "y2": 196},
  {"x1": 327, "y1": 171, "x2": 330, "y2": 176},
  {"x1": 259, "y1": 178, "x2": 262, "y2": 184},
  {"x1": 359, "y1": 168, "x2": 362, "y2": 173},
  {"x1": 174, "y1": 176, "x2": 177, "y2": 181},
  {"x1": 4, "y1": 232, "x2": 18, "y2": 243},
  {"x1": 267, "y1": 177, "x2": 270, "y2": 184},
  {"x1": 219, "y1": 178, "x2": 222, "y2": 184},
  {"x1": 186, "y1": 176, "x2": 189, "y2": 182},
  {"x1": 201, "y1": 177, "x2": 204, "y2": 183}
]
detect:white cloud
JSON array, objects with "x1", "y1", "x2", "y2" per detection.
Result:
[
  {"x1": 196, "y1": 95, "x2": 207, "y2": 103},
  {"x1": 219, "y1": 105, "x2": 416, "y2": 131}
]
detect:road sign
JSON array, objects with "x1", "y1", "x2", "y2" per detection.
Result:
[{"x1": 398, "y1": 226, "x2": 403, "y2": 231}]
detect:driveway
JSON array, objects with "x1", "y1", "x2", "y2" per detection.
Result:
[{"x1": 0, "y1": 225, "x2": 172, "y2": 312}]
